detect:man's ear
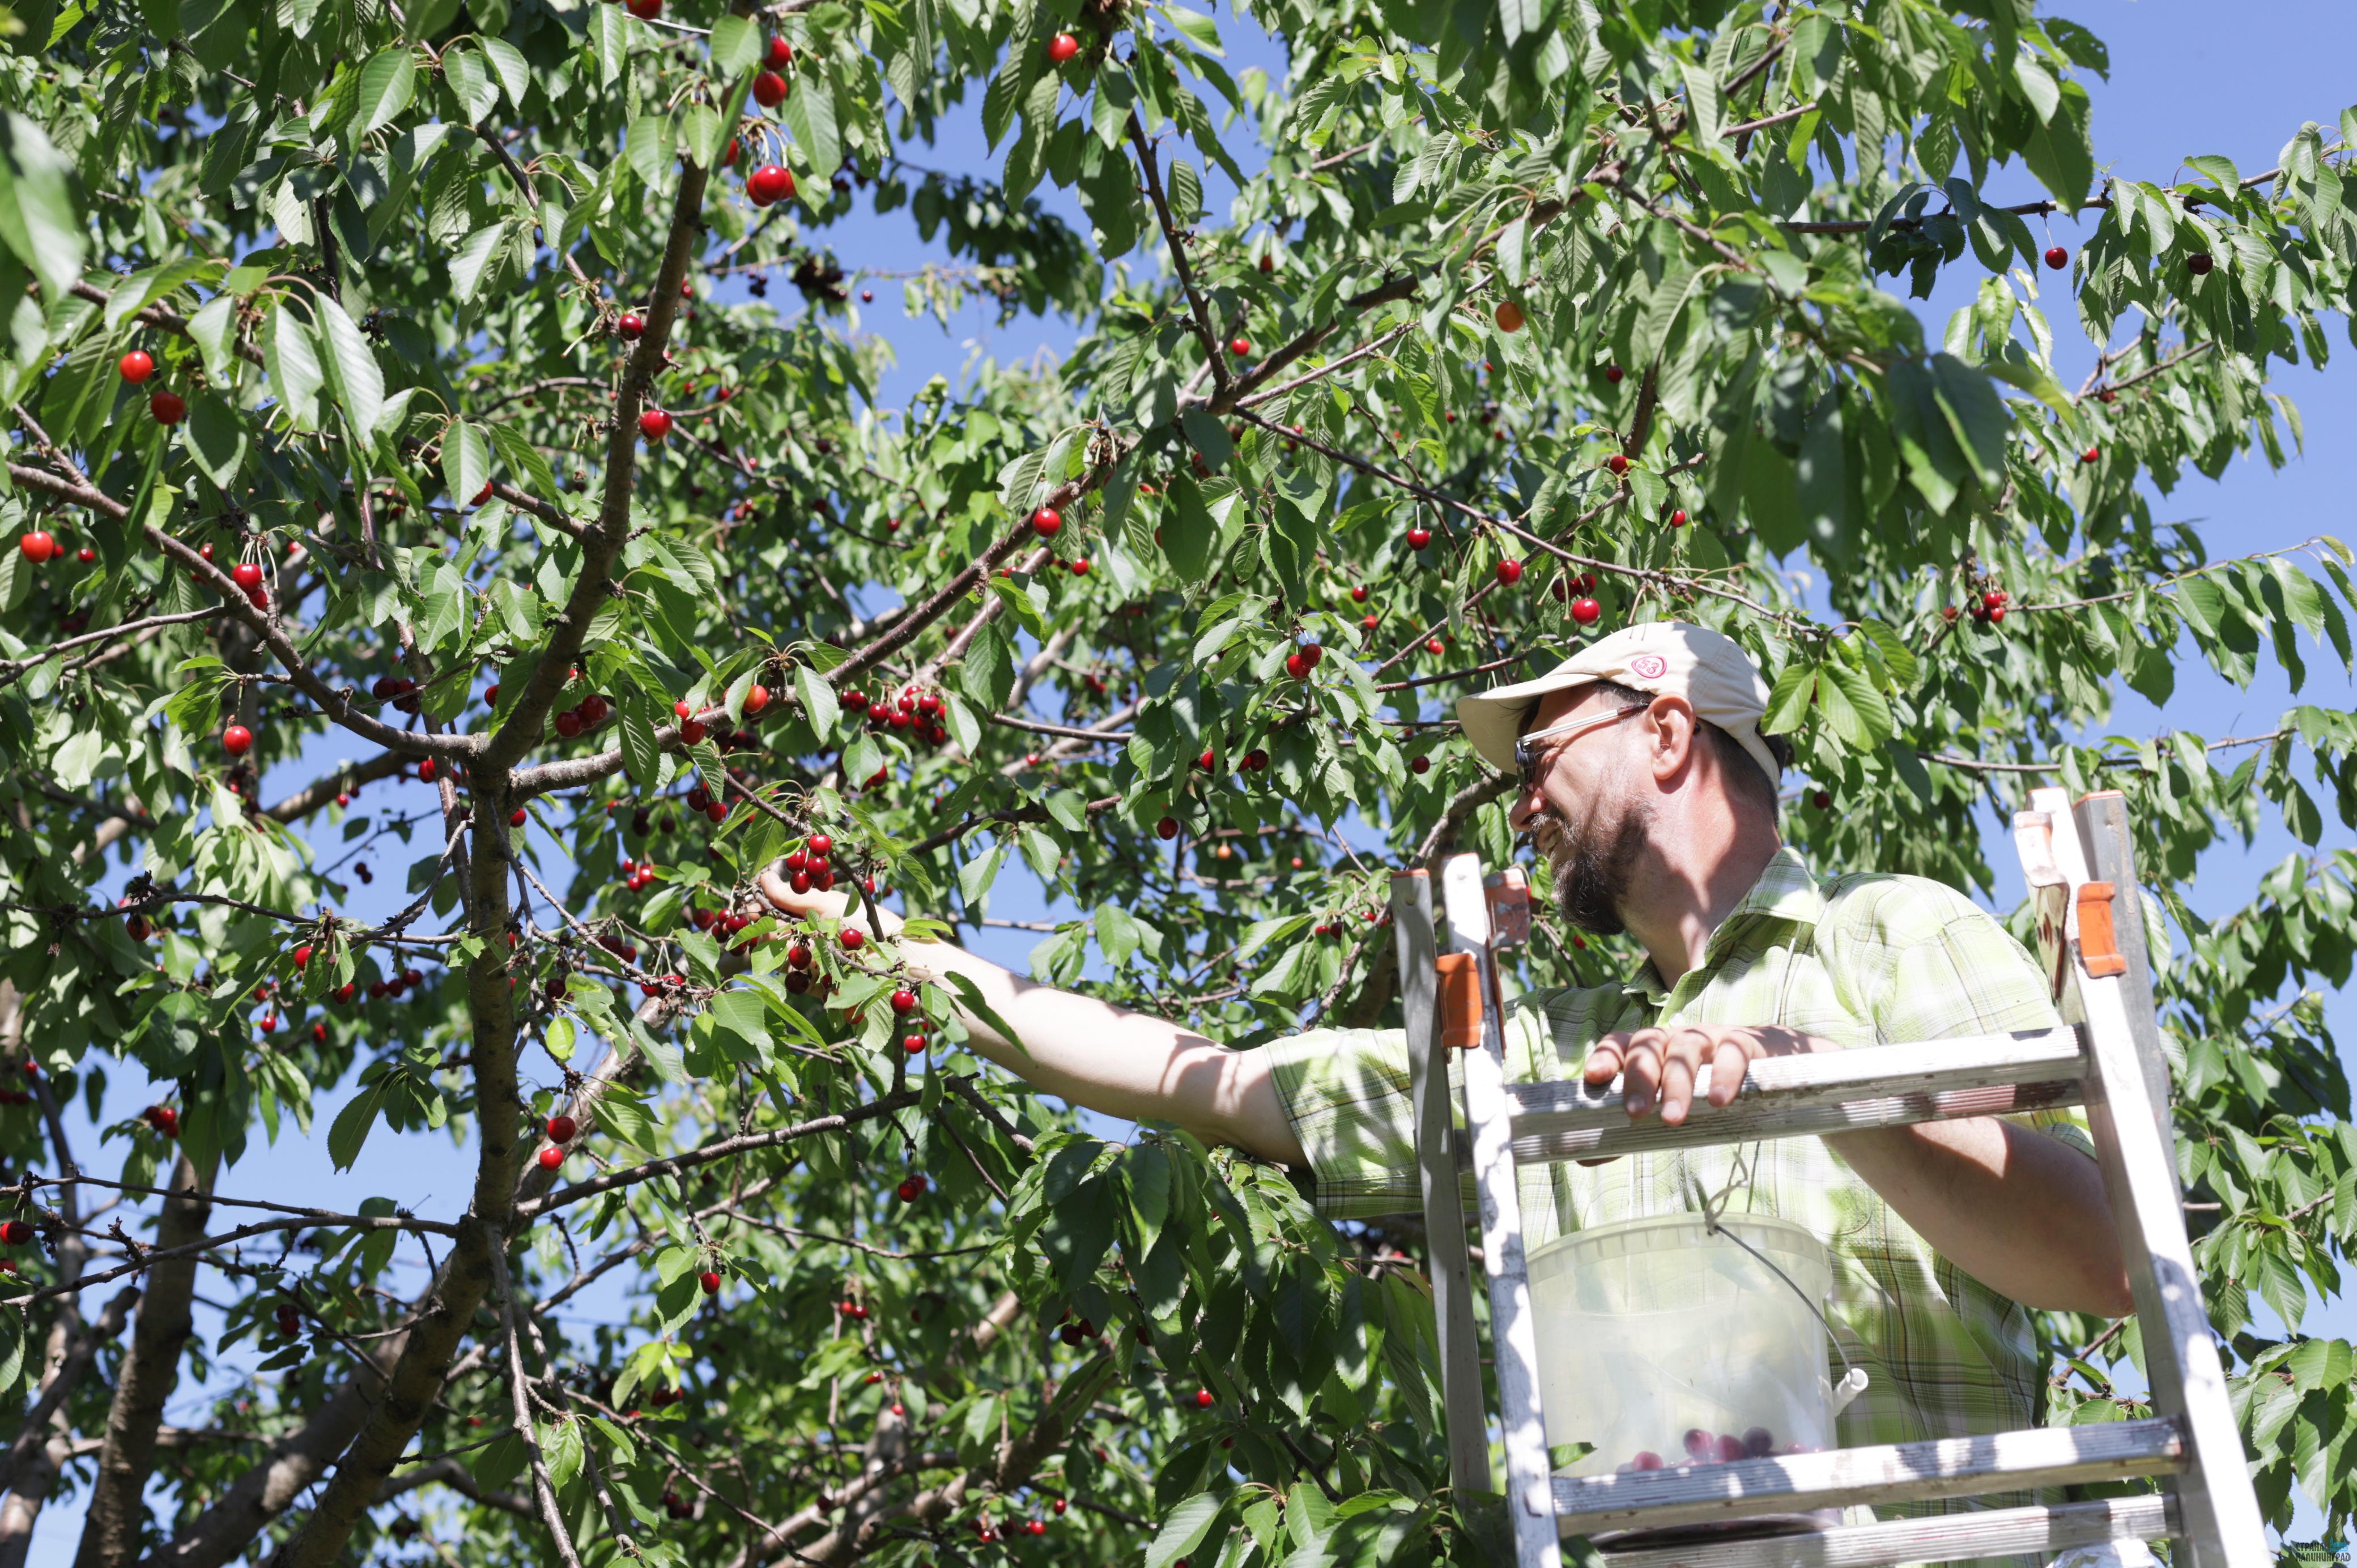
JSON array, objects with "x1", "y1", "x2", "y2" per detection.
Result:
[{"x1": 1645, "y1": 695, "x2": 1699, "y2": 783}]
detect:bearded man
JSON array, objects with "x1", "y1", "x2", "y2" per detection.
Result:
[{"x1": 762, "y1": 619, "x2": 2133, "y2": 1539}]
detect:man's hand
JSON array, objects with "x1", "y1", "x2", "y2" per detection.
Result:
[
  {"x1": 1582, "y1": 1024, "x2": 1819, "y2": 1124},
  {"x1": 753, "y1": 860, "x2": 1309, "y2": 1167},
  {"x1": 757, "y1": 867, "x2": 903, "y2": 941}
]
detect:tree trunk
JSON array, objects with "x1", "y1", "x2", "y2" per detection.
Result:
[{"x1": 73, "y1": 1151, "x2": 216, "y2": 1568}]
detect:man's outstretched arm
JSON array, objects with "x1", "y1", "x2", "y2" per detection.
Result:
[{"x1": 761, "y1": 871, "x2": 1309, "y2": 1166}]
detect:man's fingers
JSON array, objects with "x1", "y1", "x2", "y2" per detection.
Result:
[
  {"x1": 1618, "y1": 1032, "x2": 1664, "y2": 1115},
  {"x1": 1582, "y1": 1040, "x2": 1624, "y2": 1081},
  {"x1": 1657, "y1": 1050, "x2": 1696, "y2": 1125},
  {"x1": 1707, "y1": 1037, "x2": 1753, "y2": 1107},
  {"x1": 757, "y1": 864, "x2": 849, "y2": 924}
]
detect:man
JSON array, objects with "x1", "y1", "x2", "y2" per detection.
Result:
[{"x1": 763, "y1": 620, "x2": 2133, "y2": 1531}]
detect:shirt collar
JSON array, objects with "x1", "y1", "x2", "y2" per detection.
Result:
[{"x1": 1631, "y1": 844, "x2": 1823, "y2": 1001}]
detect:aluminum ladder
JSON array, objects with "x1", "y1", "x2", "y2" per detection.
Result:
[{"x1": 1387, "y1": 787, "x2": 2269, "y2": 1568}]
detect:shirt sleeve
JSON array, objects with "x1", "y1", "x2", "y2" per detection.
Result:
[
  {"x1": 1831, "y1": 877, "x2": 2098, "y2": 1161},
  {"x1": 1259, "y1": 1025, "x2": 1423, "y2": 1220}
]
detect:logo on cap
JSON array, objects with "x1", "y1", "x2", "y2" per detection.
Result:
[{"x1": 1628, "y1": 653, "x2": 1669, "y2": 680}]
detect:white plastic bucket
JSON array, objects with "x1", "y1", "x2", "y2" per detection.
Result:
[{"x1": 1528, "y1": 1213, "x2": 1841, "y2": 1483}]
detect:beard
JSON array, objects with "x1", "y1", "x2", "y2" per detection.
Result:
[{"x1": 1538, "y1": 790, "x2": 1649, "y2": 937}]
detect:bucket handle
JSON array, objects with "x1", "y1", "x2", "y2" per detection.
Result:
[{"x1": 1684, "y1": 1171, "x2": 1870, "y2": 1415}]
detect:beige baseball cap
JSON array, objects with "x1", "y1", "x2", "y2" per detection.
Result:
[{"x1": 1455, "y1": 620, "x2": 1782, "y2": 785}]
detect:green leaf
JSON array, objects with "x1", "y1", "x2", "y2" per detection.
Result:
[
  {"x1": 1147, "y1": 1494, "x2": 1228, "y2": 1568},
  {"x1": 449, "y1": 223, "x2": 508, "y2": 305},
  {"x1": 354, "y1": 48, "x2": 418, "y2": 136},
  {"x1": 267, "y1": 307, "x2": 325, "y2": 429},
  {"x1": 326, "y1": 1084, "x2": 386, "y2": 1171},
  {"x1": 0, "y1": 113, "x2": 88, "y2": 297},
  {"x1": 315, "y1": 295, "x2": 386, "y2": 438},
  {"x1": 1163, "y1": 475, "x2": 1217, "y2": 583},
  {"x1": 480, "y1": 37, "x2": 531, "y2": 111},
  {"x1": 780, "y1": 70, "x2": 842, "y2": 190},
  {"x1": 708, "y1": 14, "x2": 761, "y2": 78},
  {"x1": 443, "y1": 421, "x2": 490, "y2": 506},
  {"x1": 794, "y1": 664, "x2": 839, "y2": 744}
]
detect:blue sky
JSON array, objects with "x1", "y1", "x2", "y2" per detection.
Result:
[{"x1": 29, "y1": 1, "x2": 2357, "y2": 1558}]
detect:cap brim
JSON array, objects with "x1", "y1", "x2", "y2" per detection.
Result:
[{"x1": 1456, "y1": 668, "x2": 1595, "y2": 773}]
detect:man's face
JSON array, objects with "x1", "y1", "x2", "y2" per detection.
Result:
[{"x1": 1508, "y1": 685, "x2": 1652, "y2": 935}]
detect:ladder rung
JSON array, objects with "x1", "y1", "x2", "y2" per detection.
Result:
[
  {"x1": 1592, "y1": 1494, "x2": 2176, "y2": 1568},
  {"x1": 1499, "y1": 1029, "x2": 2084, "y2": 1165},
  {"x1": 1545, "y1": 1416, "x2": 2182, "y2": 1532}
]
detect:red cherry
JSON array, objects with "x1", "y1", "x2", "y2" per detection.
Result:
[
  {"x1": 1411, "y1": 755, "x2": 1430, "y2": 774},
  {"x1": 151, "y1": 390, "x2": 186, "y2": 425},
  {"x1": 1046, "y1": 31, "x2": 1080, "y2": 62},
  {"x1": 222, "y1": 724, "x2": 254, "y2": 756},
  {"x1": 765, "y1": 35, "x2": 794, "y2": 68},
  {"x1": 1, "y1": 1221, "x2": 31, "y2": 1246},
  {"x1": 1405, "y1": 526, "x2": 1432, "y2": 550},
  {"x1": 1494, "y1": 299, "x2": 1525, "y2": 333},
  {"x1": 1068, "y1": 556, "x2": 1090, "y2": 576},
  {"x1": 639, "y1": 408, "x2": 673, "y2": 442},
  {"x1": 699, "y1": 1270, "x2": 722, "y2": 1294},
  {"x1": 1606, "y1": 453, "x2": 1630, "y2": 475},
  {"x1": 292, "y1": 944, "x2": 313, "y2": 968},
  {"x1": 1571, "y1": 597, "x2": 1601, "y2": 625},
  {"x1": 76, "y1": 547, "x2": 94, "y2": 563},
  {"x1": 1197, "y1": 748, "x2": 1216, "y2": 772},
  {"x1": 839, "y1": 927, "x2": 865, "y2": 951},
  {"x1": 118, "y1": 350, "x2": 155, "y2": 384},
  {"x1": 311, "y1": 1023, "x2": 327, "y2": 1043},
  {"x1": 1360, "y1": 612, "x2": 1378, "y2": 630},
  {"x1": 747, "y1": 164, "x2": 795, "y2": 206},
  {"x1": 1495, "y1": 559, "x2": 1523, "y2": 586},
  {"x1": 1193, "y1": 1389, "x2": 1214, "y2": 1408},
  {"x1": 624, "y1": 0, "x2": 661, "y2": 14},
  {"x1": 547, "y1": 1114, "x2": 577, "y2": 1143},
  {"x1": 1301, "y1": 643, "x2": 1324, "y2": 668},
  {"x1": 538, "y1": 1146, "x2": 564, "y2": 1170},
  {"x1": 1605, "y1": 364, "x2": 1624, "y2": 384},
  {"x1": 1244, "y1": 749, "x2": 1267, "y2": 770},
  {"x1": 1229, "y1": 336, "x2": 1250, "y2": 357},
  {"x1": 418, "y1": 758, "x2": 437, "y2": 783},
  {"x1": 744, "y1": 683, "x2": 770, "y2": 714},
  {"x1": 231, "y1": 561, "x2": 263, "y2": 590},
  {"x1": 1284, "y1": 652, "x2": 1308, "y2": 679},
  {"x1": 1053, "y1": 1499, "x2": 1068, "y2": 1516},
  {"x1": 1029, "y1": 506, "x2": 1062, "y2": 538},
  {"x1": 2081, "y1": 445, "x2": 2100, "y2": 465},
  {"x1": 617, "y1": 312, "x2": 645, "y2": 340},
  {"x1": 752, "y1": 71, "x2": 789, "y2": 108},
  {"x1": 509, "y1": 807, "x2": 527, "y2": 828},
  {"x1": 890, "y1": 988, "x2": 917, "y2": 1014},
  {"x1": 16, "y1": 531, "x2": 52, "y2": 564},
  {"x1": 903, "y1": 1032, "x2": 926, "y2": 1054},
  {"x1": 1156, "y1": 816, "x2": 1180, "y2": 841},
  {"x1": 554, "y1": 710, "x2": 582, "y2": 738},
  {"x1": 2188, "y1": 250, "x2": 2215, "y2": 276},
  {"x1": 2044, "y1": 244, "x2": 2069, "y2": 270},
  {"x1": 257, "y1": 1013, "x2": 279, "y2": 1034},
  {"x1": 808, "y1": 833, "x2": 832, "y2": 856}
]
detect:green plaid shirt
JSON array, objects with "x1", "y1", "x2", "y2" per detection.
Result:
[{"x1": 1263, "y1": 847, "x2": 2095, "y2": 1555}]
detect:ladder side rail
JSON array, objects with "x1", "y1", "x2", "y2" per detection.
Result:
[
  {"x1": 1592, "y1": 1495, "x2": 2177, "y2": 1568},
  {"x1": 1549, "y1": 1414, "x2": 2184, "y2": 1534},
  {"x1": 2045, "y1": 796, "x2": 2269, "y2": 1568},
  {"x1": 1389, "y1": 869, "x2": 1490, "y2": 1494},
  {"x1": 1437, "y1": 855, "x2": 1560, "y2": 1568},
  {"x1": 2073, "y1": 791, "x2": 2179, "y2": 1198}
]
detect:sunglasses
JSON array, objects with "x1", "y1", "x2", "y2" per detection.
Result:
[{"x1": 1514, "y1": 703, "x2": 1650, "y2": 792}]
